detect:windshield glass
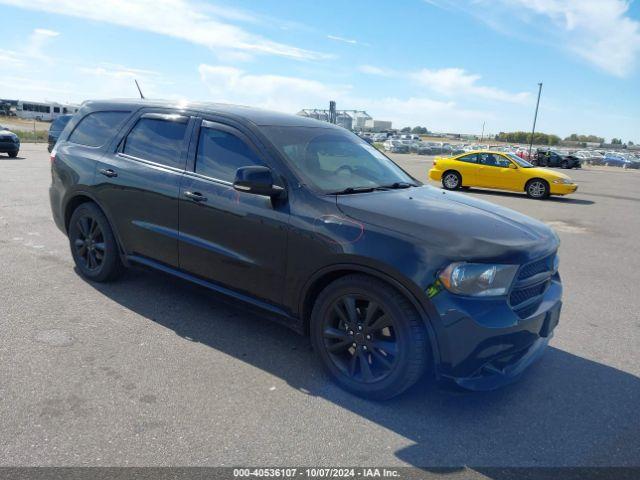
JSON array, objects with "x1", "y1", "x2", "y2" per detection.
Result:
[
  {"x1": 261, "y1": 126, "x2": 416, "y2": 193},
  {"x1": 507, "y1": 153, "x2": 534, "y2": 168}
]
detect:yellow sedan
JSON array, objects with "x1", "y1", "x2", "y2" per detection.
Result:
[{"x1": 428, "y1": 150, "x2": 577, "y2": 199}]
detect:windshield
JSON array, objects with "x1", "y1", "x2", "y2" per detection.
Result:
[
  {"x1": 261, "y1": 126, "x2": 417, "y2": 193},
  {"x1": 507, "y1": 153, "x2": 534, "y2": 168}
]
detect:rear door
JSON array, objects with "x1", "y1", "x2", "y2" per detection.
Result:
[
  {"x1": 178, "y1": 119, "x2": 289, "y2": 305},
  {"x1": 95, "y1": 111, "x2": 195, "y2": 267}
]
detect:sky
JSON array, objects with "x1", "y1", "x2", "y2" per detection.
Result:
[{"x1": 1, "y1": 0, "x2": 639, "y2": 142}]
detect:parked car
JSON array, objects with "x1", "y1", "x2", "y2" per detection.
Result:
[
  {"x1": 533, "y1": 149, "x2": 581, "y2": 169},
  {"x1": 383, "y1": 139, "x2": 409, "y2": 153},
  {"x1": 0, "y1": 124, "x2": 20, "y2": 158},
  {"x1": 603, "y1": 152, "x2": 637, "y2": 168},
  {"x1": 50, "y1": 99, "x2": 563, "y2": 399},
  {"x1": 48, "y1": 114, "x2": 74, "y2": 153},
  {"x1": 372, "y1": 133, "x2": 389, "y2": 142},
  {"x1": 410, "y1": 141, "x2": 434, "y2": 155},
  {"x1": 429, "y1": 150, "x2": 577, "y2": 199}
]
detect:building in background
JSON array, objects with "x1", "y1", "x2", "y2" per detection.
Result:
[{"x1": 297, "y1": 108, "x2": 390, "y2": 132}]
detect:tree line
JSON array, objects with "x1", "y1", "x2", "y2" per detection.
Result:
[{"x1": 495, "y1": 131, "x2": 561, "y2": 145}]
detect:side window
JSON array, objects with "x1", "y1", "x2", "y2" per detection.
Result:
[
  {"x1": 457, "y1": 154, "x2": 477, "y2": 163},
  {"x1": 195, "y1": 127, "x2": 263, "y2": 182},
  {"x1": 68, "y1": 111, "x2": 130, "y2": 147},
  {"x1": 478, "y1": 153, "x2": 510, "y2": 167},
  {"x1": 123, "y1": 117, "x2": 188, "y2": 169}
]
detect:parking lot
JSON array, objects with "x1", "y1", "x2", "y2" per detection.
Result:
[{"x1": 1, "y1": 144, "x2": 639, "y2": 468}]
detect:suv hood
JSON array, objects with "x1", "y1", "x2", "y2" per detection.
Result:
[{"x1": 336, "y1": 186, "x2": 558, "y2": 263}]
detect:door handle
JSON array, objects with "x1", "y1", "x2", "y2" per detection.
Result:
[
  {"x1": 99, "y1": 168, "x2": 118, "y2": 178},
  {"x1": 184, "y1": 191, "x2": 207, "y2": 202}
]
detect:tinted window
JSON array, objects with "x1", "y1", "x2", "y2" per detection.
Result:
[
  {"x1": 124, "y1": 118, "x2": 188, "y2": 169},
  {"x1": 457, "y1": 154, "x2": 477, "y2": 163},
  {"x1": 478, "y1": 153, "x2": 511, "y2": 168},
  {"x1": 68, "y1": 111, "x2": 129, "y2": 147},
  {"x1": 261, "y1": 126, "x2": 415, "y2": 193},
  {"x1": 51, "y1": 115, "x2": 72, "y2": 131},
  {"x1": 196, "y1": 127, "x2": 263, "y2": 181}
]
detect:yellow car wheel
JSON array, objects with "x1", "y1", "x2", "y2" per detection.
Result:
[
  {"x1": 526, "y1": 179, "x2": 550, "y2": 199},
  {"x1": 442, "y1": 171, "x2": 462, "y2": 190}
]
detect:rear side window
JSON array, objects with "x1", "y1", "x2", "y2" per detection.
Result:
[
  {"x1": 123, "y1": 118, "x2": 188, "y2": 169},
  {"x1": 195, "y1": 127, "x2": 263, "y2": 182},
  {"x1": 51, "y1": 115, "x2": 72, "y2": 131},
  {"x1": 68, "y1": 111, "x2": 130, "y2": 147},
  {"x1": 457, "y1": 154, "x2": 477, "y2": 163}
]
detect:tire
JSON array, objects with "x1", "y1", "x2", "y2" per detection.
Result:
[
  {"x1": 310, "y1": 274, "x2": 429, "y2": 400},
  {"x1": 561, "y1": 160, "x2": 569, "y2": 169},
  {"x1": 441, "y1": 170, "x2": 462, "y2": 190},
  {"x1": 525, "y1": 178, "x2": 550, "y2": 199},
  {"x1": 68, "y1": 202, "x2": 124, "y2": 282},
  {"x1": 8, "y1": 151, "x2": 18, "y2": 158}
]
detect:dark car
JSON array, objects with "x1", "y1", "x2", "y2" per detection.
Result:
[
  {"x1": 47, "y1": 115, "x2": 73, "y2": 153},
  {"x1": 48, "y1": 114, "x2": 74, "y2": 153},
  {"x1": 533, "y1": 149, "x2": 581, "y2": 169},
  {"x1": 0, "y1": 124, "x2": 20, "y2": 158},
  {"x1": 50, "y1": 100, "x2": 562, "y2": 399}
]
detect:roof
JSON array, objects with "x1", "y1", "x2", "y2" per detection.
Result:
[{"x1": 82, "y1": 99, "x2": 339, "y2": 128}]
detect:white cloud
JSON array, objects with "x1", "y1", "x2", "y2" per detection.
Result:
[
  {"x1": 198, "y1": 64, "x2": 349, "y2": 112},
  {"x1": 411, "y1": 68, "x2": 530, "y2": 103},
  {"x1": 358, "y1": 64, "x2": 530, "y2": 103},
  {"x1": 357, "y1": 64, "x2": 395, "y2": 76},
  {"x1": 25, "y1": 27, "x2": 60, "y2": 59},
  {"x1": 198, "y1": 64, "x2": 489, "y2": 132},
  {"x1": 507, "y1": 0, "x2": 640, "y2": 76},
  {"x1": 426, "y1": 0, "x2": 640, "y2": 77},
  {"x1": 327, "y1": 35, "x2": 368, "y2": 46},
  {"x1": 0, "y1": 0, "x2": 330, "y2": 61}
]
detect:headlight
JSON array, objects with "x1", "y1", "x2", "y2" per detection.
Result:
[
  {"x1": 438, "y1": 262, "x2": 518, "y2": 297},
  {"x1": 553, "y1": 178, "x2": 572, "y2": 184}
]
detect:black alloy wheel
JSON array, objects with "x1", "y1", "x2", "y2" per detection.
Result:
[
  {"x1": 73, "y1": 214, "x2": 105, "y2": 272},
  {"x1": 68, "y1": 202, "x2": 124, "y2": 282},
  {"x1": 321, "y1": 295, "x2": 398, "y2": 383},
  {"x1": 311, "y1": 274, "x2": 429, "y2": 400}
]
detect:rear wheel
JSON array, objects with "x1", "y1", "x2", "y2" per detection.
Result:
[
  {"x1": 310, "y1": 274, "x2": 429, "y2": 400},
  {"x1": 442, "y1": 171, "x2": 462, "y2": 190},
  {"x1": 561, "y1": 160, "x2": 569, "y2": 169},
  {"x1": 526, "y1": 179, "x2": 550, "y2": 199},
  {"x1": 68, "y1": 202, "x2": 124, "y2": 282},
  {"x1": 8, "y1": 151, "x2": 18, "y2": 158}
]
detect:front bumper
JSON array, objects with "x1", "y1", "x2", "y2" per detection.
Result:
[
  {"x1": 0, "y1": 141, "x2": 19, "y2": 153},
  {"x1": 430, "y1": 276, "x2": 562, "y2": 390},
  {"x1": 550, "y1": 183, "x2": 577, "y2": 195}
]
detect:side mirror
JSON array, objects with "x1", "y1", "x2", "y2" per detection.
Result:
[{"x1": 233, "y1": 166, "x2": 284, "y2": 198}]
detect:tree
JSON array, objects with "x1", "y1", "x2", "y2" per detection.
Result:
[
  {"x1": 628, "y1": 141, "x2": 635, "y2": 146},
  {"x1": 611, "y1": 138, "x2": 622, "y2": 145},
  {"x1": 400, "y1": 127, "x2": 411, "y2": 133},
  {"x1": 411, "y1": 126, "x2": 428, "y2": 134}
]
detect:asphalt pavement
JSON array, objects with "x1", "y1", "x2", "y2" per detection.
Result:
[{"x1": 1, "y1": 144, "x2": 639, "y2": 468}]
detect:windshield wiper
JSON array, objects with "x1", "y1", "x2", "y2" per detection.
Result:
[
  {"x1": 378, "y1": 181, "x2": 416, "y2": 189},
  {"x1": 330, "y1": 186, "x2": 377, "y2": 195}
]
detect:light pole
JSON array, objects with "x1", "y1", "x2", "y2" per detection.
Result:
[
  {"x1": 480, "y1": 121, "x2": 485, "y2": 144},
  {"x1": 528, "y1": 82, "x2": 543, "y2": 158}
]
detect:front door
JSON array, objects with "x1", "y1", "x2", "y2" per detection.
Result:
[
  {"x1": 475, "y1": 152, "x2": 516, "y2": 190},
  {"x1": 178, "y1": 120, "x2": 289, "y2": 306}
]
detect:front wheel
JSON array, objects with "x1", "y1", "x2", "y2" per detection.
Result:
[
  {"x1": 68, "y1": 202, "x2": 124, "y2": 282},
  {"x1": 310, "y1": 275, "x2": 429, "y2": 400},
  {"x1": 561, "y1": 160, "x2": 569, "y2": 169},
  {"x1": 8, "y1": 151, "x2": 18, "y2": 158},
  {"x1": 526, "y1": 179, "x2": 550, "y2": 199},
  {"x1": 442, "y1": 171, "x2": 462, "y2": 190}
]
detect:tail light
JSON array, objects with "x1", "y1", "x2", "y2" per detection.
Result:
[{"x1": 50, "y1": 148, "x2": 56, "y2": 164}]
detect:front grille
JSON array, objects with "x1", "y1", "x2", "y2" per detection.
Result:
[
  {"x1": 518, "y1": 254, "x2": 555, "y2": 280},
  {"x1": 510, "y1": 252, "x2": 557, "y2": 319},
  {"x1": 510, "y1": 281, "x2": 549, "y2": 307}
]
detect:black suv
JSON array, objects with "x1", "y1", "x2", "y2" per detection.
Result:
[
  {"x1": 534, "y1": 149, "x2": 581, "y2": 169},
  {"x1": 50, "y1": 100, "x2": 562, "y2": 399}
]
